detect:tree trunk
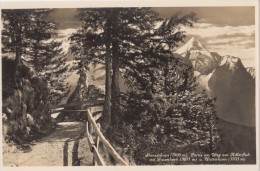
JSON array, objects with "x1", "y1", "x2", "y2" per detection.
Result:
[
  {"x1": 164, "y1": 59, "x2": 169, "y2": 95},
  {"x1": 13, "y1": 47, "x2": 21, "y2": 87},
  {"x1": 209, "y1": 122, "x2": 213, "y2": 157},
  {"x1": 13, "y1": 22, "x2": 22, "y2": 88},
  {"x1": 111, "y1": 43, "x2": 120, "y2": 127},
  {"x1": 102, "y1": 43, "x2": 112, "y2": 132}
]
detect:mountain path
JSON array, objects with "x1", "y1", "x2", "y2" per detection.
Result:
[{"x1": 3, "y1": 122, "x2": 93, "y2": 166}]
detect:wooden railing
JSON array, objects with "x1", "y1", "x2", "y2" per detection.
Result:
[
  {"x1": 86, "y1": 109, "x2": 128, "y2": 166},
  {"x1": 51, "y1": 101, "x2": 128, "y2": 166},
  {"x1": 57, "y1": 100, "x2": 104, "y2": 108}
]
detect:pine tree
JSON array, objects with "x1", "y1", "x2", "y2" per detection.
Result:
[
  {"x1": 122, "y1": 52, "x2": 220, "y2": 158},
  {"x1": 25, "y1": 9, "x2": 70, "y2": 106},
  {"x1": 2, "y1": 9, "x2": 34, "y2": 87},
  {"x1": 70, "y1": 9, "x2": 114, "y2": 130},
  {"x1": 69, "y1": 8, "x2": 220, "y2": 161},
  {"x1": 115, "y1": 21, "x2": 220, "y2": 157},
  {"x1": 2, "y1": 9, "x2": 69, "y2": 106},
  {"x1": 70, "y1": 8, "x2": 197, "y2": 130}
]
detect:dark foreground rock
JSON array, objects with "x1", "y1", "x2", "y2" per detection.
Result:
[{"x1": 2, "y1": 57, "x2": 54, "y2": 144}]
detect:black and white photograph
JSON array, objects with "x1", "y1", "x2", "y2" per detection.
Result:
[{"x1": 0, "y1": 1, "x2": 259, "y2": 169}]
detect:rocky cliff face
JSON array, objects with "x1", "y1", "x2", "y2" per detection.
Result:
[
  {"x1": 208, "y1": 55, "x2": 255, "y2": 127},
  {"x1": 177, "y1": 39, "x2": 256, "y2": 160},
  {"x1": 2, "y1": 58, "x2": 54, "y2": 144},
  {"x1": 178, "y1": 38, "x2": 256, "y2": 127}
]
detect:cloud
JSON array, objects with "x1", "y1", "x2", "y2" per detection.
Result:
[
  {"x1": 184, "y1": 23, "x2": 255, "y2": 38},
  {"x1": 205, "y1": 37, "x2": 255, "y2": 49},
  {"x1": 216, "y1": 47, "x2": 255, "y2": 67},
  {"x1": 182, "y1": 22, "x2": 255, "y2": 67},
  {"x1": 51, "y1": 7, "x2": 255, "y2": 29},
  {"x1": 205, "y1": 42, "x2": 255, "y2": 67},
  {"x1": 184, "y1": 23, "x2": 256, "y2": 50},
  {"x1": 154, "y1": 7, "x2": 255, "y2": 27}
]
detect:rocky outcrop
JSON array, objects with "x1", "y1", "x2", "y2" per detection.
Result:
[
  {"x1": 246, "y1": 67, "x2": 255, "y2": 79},
  {"x1": 2, "y1": 58, "x2": 54, "y2": 144}
]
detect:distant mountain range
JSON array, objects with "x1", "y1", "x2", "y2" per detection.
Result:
[
  {"x1": 174, "y1": 37, "x2": 255, "y2": 127},
  {"x1": 64, "y1": 36, "x2": 255, "y2": 127}
]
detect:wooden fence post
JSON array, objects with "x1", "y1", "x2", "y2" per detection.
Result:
[
  {"x1": 72, "y1": 139, "x2": 80, "y2": 166},
  {"x1": 63, "y1": 141, "x2": 68, "y2": 166},
  {"x1": 86, "y1": 109, "x2": 128, "y2": 165}
]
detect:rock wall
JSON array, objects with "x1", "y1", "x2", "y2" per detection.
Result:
[{"x1": 2, "y1": 58, "x2": 54, "y2": 144}]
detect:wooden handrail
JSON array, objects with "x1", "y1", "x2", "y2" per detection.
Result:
[
  {"x1": 86, "y1": 109, "x2": 128, "y2": 166},
  {"x1": 52, "y1": 109, "x2": 87, "y2": 112},
  {"x1": 57, "y1": 100, "x2": 104, "y2": 108},
  {"x1": 50, "y1": 103, "x2": 128, "y2": 165},
  {"x1": 93, "y1": 145, "x2": 106, "y2": 165}
]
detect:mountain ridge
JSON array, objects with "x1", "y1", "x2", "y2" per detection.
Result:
[
  {"x1": 174, "y1": 37, "x2": 222, "y2": 75},
  {"x1": 177, "y1": 37, "x2": 255, "y2": 127}
]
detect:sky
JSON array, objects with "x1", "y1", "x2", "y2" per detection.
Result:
[{"x1": 51, "y1": 7, "x2": 256, "y2": 67}]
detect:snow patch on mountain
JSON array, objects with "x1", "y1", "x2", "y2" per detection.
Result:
[{"x1": 219, "y1": 55, "x2": 228, "y2": 66}]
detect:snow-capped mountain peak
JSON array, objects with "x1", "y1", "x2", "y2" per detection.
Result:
[
  {"x1": 219, "y1": 55, "x2": 244, "y2": 74},
  {"x1": 175, "y1": 37, "x2": 210, "y2": 57},
  {"x1": 174, "y1": 37, "x2": 221, "y2": 75}
]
